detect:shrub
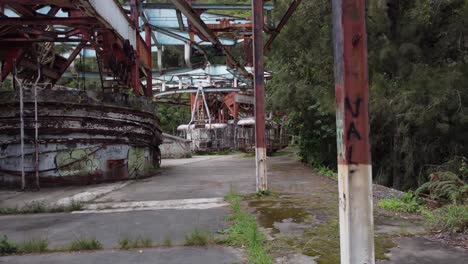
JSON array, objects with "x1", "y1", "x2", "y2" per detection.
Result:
[
  {"x1": 378, "y1": 193, "x2": 422, "y2": 213},
  {"x1": 416, "y1": 171, "x2": 467, "y2": 205},
  {"x1": 425, "y1": 205, "x2": 468, "y2": 234},
  {"x1": 0, "y1": 235, "x2": 17, "y2": 255}
]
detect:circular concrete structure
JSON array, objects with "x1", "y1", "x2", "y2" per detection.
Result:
[{"x1": 0, "y1": 90, "x2": 161, "y2": 188}]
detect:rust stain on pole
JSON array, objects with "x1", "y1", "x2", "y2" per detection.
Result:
[
  {"x1": 252, "y1": 0, "x2": 267, "y2": 192},
  {"x1": 332, "y1": 0, "x2": 374, "y2": 263}
]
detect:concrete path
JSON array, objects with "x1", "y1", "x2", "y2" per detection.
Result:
[
  {"x1": 1, "y1": 152, "x2": 467, "y2": 264},
  {"x1": 0, "y1": 154, "x2": 253, "y2": 263},
  {"x1": 0, "y1": 246, "x2": 242, "y2": 264}
]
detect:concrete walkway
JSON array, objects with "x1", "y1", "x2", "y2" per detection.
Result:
[
  {"x1": 0, "y1": 246, "x2": 242, "y2": 264},
  {"x1": 1, "y1": 152, "x2": 467, "y2": 263}
]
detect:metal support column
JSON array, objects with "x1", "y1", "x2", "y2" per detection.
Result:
[
  {"x1": 331, "y1": 0, "x2": 374, "y2": 263},
  {"x1": 145, "y1": 23, "x2": 152, "y2": 96},
  {"x1": 252, "y1": 0, "x2": 267, "y2": 192}
]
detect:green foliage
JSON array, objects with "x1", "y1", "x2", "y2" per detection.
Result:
[
  {"x1": 18, "y1": 238, "x2": 49, "y2": 253},
  {"x1": 315, "y1": 166, "x2": 338, "y2": 180},
  {"x1": 223, "y1": 191, "x2": 272, "y2": 264},
  {"x1": 119, "y1": 235, "x2": 153, "y2": 249},
  {"x1": 425, "y1": 205, "x2": 468, "y2": 234},
  {"x1": 158, "y1": 104, "x2": 191, "y2": 134},
  {"x1": 184, "y1": 229, "x2": 212, "y2": 246},
  {"x1": 69, "y1": 238, "x2": 102, "y2": 251},
  {"x1": 378, "y1": 193, "x2": 422, "y2": 213},
  {"x1": 267, "y1": 0, "x2": 468, "y2": 190},
  {"x1": 0, "y1": 235, "x2": 17, "y2": 255},
  {"x1": 416, "y1": 171, "x2": 467, "y2": 204}
]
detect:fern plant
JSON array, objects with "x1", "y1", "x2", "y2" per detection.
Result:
[{"x1": 416, "y1": 171, "x2": 467, "y2": 205}]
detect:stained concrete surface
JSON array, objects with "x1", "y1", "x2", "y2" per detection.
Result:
[
  {"x1": 0, "y1": 246, "x2": 242, "y2": 264},
  {"x1": 0, "y1": 208, "x2": 229, "y2": 248},
  {"x1": 1, "y1": 152, "x2": 467, "y2": 264},
  {"x1": 379, "y1": 237, "x2": 468, "y2": 264},
  {"x1": 95, "y1": 155, "x2": 256, "y2": 202}
]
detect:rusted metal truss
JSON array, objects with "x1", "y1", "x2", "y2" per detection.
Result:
[{"x1": 0, "y1": 0, "x2": 152, "y2": 96}]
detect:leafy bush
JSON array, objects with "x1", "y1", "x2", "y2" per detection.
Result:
[
  {"x1": 416, "y1": 171, "x2": 467, "y2": 204},
  {"x1": 425, "y1": 205, "x2": 468, "y2": 234},
  {"x1": 0, "y1": 235, "x2": 17, "y2": 255},
  {"x1": 378, "y1": 193, "x2": 422, "y2": 213}
]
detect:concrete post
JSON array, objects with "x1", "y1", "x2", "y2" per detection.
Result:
[
  {"x1": 252, "y1": 0, "x2": 267, "y2": 192},
  {"x1": 331, "y1": 0, "x2": 375, "y2": 263}
]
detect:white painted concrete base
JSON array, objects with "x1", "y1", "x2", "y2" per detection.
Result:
[
  {"x1": 255, "y1": 147, "x2": 267, "y2": 191},
  {"x1": 338, "y1": 164, "x2": 375, "y2": 264},
  {"x1": 56, "y1": 181, "x2": 133, "y2": 206},
  {"x1": 75, "y1": 197, "x2": 228, "y2": 214}
]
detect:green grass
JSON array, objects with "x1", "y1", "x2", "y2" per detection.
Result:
[
  {"x1": 378, "y1": 193, "x2": 422, "y2": 213},
  {"x1": 162, "y1": 236, "x2": 172, "y2": 247},
  {"x1": 0, "y1": 200, "x2": 83, "y2": 215},
  {"x1": 268, "y1": 151, "x2": 289, "y2": 157},
  {"x1": 69, "y1": 238, "x2": 102, "y2": 251},
  {"x1": 18, "y1": 238, "x2": 49, "y2": 253},
  {"x1": 424, "y1": 204, "x2": 468, "y2": 233},
  {"x1": 0, "y1": 235, "x2": 17, "y2": 255},
  {"x1": 314, "y1": 166, "x2": 338, "y2": 180},
  {"x1": 223, "y1": 191, "x2": 272, "y2": 264},
  {"x1": 184, "y1": 229, "x2": 212, "y2": 246},
  {"x1": 118, "y1": 235, "x2": 153, "y2": 249},
  {"x1": 379, "y1": 193, "x2": 467, "y2": 234},
  {"x1": 238, "y1": 153, "x2": 255, "y2": 158}
]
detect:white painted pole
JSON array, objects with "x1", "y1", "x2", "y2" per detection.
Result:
[
  {"x1": 14, "y1": 65, "x2": 25, "y2": 190},
  {"x1": 331, "y1": 0, "x2": 375, "y2": 263}
]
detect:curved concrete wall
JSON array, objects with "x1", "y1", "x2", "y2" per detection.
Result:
[{"x1": 0, "y1": 90, "x2": 161, "y2": 188}]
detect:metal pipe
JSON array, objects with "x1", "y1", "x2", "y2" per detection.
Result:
[
  {"x1": 331, "y1": 0, "x2": 374, "y2": 263},
  {"x1": 13, "y1": 63, "x2": 25, "y2": 190},
  {"x1": 188, "y1": 87, "x2": 200, "y2": 125},
  {"x1": 33, "y1": 60, "x2": 42, "y2": 190},
  {"x1": 200, "y1": 86, "x2": 211, "y2": 126},
  {"x1": 252, "y1": 0, "x2": 267, "y2": 192}
]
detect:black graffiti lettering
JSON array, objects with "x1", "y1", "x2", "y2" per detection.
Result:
[
  {"x1": 347, "y1": 122, "x2": 361, "y2": 141},
  {"x1": 345, "y1": 97, "x2": 362, "y2": 118},
  {"x1": 347, "y1": 145, "x2": 356, "y2": 164}
]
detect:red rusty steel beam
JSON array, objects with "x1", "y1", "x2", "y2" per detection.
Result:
[
  {"x1": 145, "y1": 23, "x2": 152, "y2": 97},
  {"x1": 51, "y1": 41, "x2": 86, "y2": 86},
  {"x1": 0, "y1": 17, "x2": 100, "y2": 26},
  {"x1": 252, "y1": 0, "x2": 267, "y2": 192},
  {"x1": 169, "y1": 0, "x2": 252, "y2": 80},
  {"x1": 0, "y1": 37, "x2": 84, "y2": 42},
  {"x1": 331, "y1": 0, "x2": 374, "y2": 263},
  {"x1": 264, "y1": 0, "x2": 302, "y2": 51},
  {"x1": 1, "y1": 0, "x2": 75, "y2": 7}
]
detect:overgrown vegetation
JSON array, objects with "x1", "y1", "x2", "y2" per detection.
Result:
[
  {"x1": 69, "y1": 237, "x2": 102, "y2": 251},
  {"x1": 267, "y1": 0, "x2": 468, "y2": 191},
  {"x1": 18, "y1": 238, "x2": 49, "y2": 253},
  {"x1": 378, "y1": 193, "x2": 422, "y2": 213},
  {"x1": 184, "y1": 229, "x2": 212, "y2": 246},
  {"x1": 119, "y1": 235, "x2": 153, "y2": 250},
  {"x1": 0, "y1": 200, "x2": 83, "y2": 215},
  {"x1": 425, "y1": 205, "x2": 468, "y2": 234},
  {"x1": 223, "y1": 191, "x2": 272, "y2": 264},
  {"x1": 314, "y1": 166, "x2": 338, "y2": 180},
  {"x1": 0, "y1": 235, "x2": 17, "y2": 255},
  {"x1": 0, "y1": 236, "x2": 49, "y2": 255}
]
